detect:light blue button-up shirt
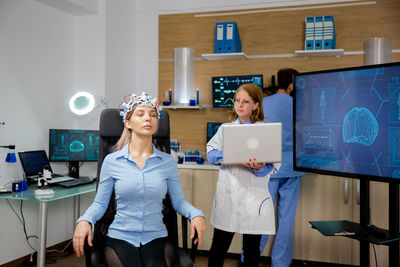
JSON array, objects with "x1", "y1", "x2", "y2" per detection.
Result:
[{"x1": 77, "y1": 144, "x2": 204, "y2": 247}]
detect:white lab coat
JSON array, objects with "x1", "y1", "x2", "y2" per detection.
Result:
[{"x1": 207, "y1": 120, "x2": 281, "y2": 234}]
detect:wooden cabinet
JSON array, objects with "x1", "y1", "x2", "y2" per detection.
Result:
[
  {"x1": 177, "y1": 167, "x2": 242, "y2": 253},
  {"x1": 177, "y1": 168, "x2": 194, "y2": 249},
  {"x1": 177, "y1": 169, "x2": 392, "y2": 265},
  {"x1": 293, "y1": 174, "x2": 390, "y2": 266},
  {"x1": 293, "y1": 174, "x2": 355, "y2": 264}
]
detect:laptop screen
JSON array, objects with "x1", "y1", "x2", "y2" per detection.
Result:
[{"x1": 18, "y1": 150, "x2": 53, "y2": 178}]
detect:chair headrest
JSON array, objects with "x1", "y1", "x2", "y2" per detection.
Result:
[
  {"x1": 99, "y1": 108, "x2": 169, "y2": 138},
  {"x1": 154, "y1": 111, "x2": 169, "y2": 138},
  {"x1": 99, "y1": 109, "x2": 124, "y2": 137}
]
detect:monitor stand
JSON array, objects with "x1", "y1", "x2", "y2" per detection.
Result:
[{"x1": 68, "y1": 161, "x2": 79, "y2": 178}]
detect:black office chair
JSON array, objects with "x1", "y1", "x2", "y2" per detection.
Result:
[{"x1": 84, "y1": 108, "x2": 197, "y2": 267}]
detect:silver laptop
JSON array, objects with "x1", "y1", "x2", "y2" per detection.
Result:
[{"x1": 222, "y1": 123, "x2": 282, "y2": 165}]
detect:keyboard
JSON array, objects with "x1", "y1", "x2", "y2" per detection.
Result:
[
  {"x1": 47, "y1": 176, "x2": 75, "y2": 184},
  {"x1": 56, "y1": 178, "x2": 94, "y2": 188}
]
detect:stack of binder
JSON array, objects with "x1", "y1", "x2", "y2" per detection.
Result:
[
  {"x1": 215, "y1": 22, "x2": 242, "y2": 54},
  {"x1": 305, "y1": 16, "x2": 336, "y2": 50}
]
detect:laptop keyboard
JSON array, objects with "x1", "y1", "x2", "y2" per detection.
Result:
[
  {"x1": 47, "y1": 176, "x2": 74, "y2": 184},
  {"x1": 57, "y1": 179, "x2": 94, "y2": 188}
]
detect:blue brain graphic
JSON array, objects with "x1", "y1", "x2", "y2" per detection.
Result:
[
  {"x1": 342, "y1": 107, "x2": 378, "y2": 146},
  {"x1": 392, "y1": 169, "x2": 400, "y2": 178},
  {"x1": 70, "y1": 140, "x2": 85, "y2": 152}
]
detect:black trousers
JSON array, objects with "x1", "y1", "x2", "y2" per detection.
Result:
[
  {"x1": 105, "y1": 236, "x2": 167, "y2": 267},
  {"x1": 208, "y1": 228, "x2": 262, "y2": 267}
]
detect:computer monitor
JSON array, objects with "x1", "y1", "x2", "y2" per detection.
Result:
[
  {"x1": 294, "y1": 62, "x2": 400, "y2": 183},
  {"x1": 212, "y1": 74, "x2": 263, "y2": 107},
  {"x1": 207, "y1": 122, "x2": 222, "y2": 142},
  {"x1": 49, "y1": 129, "x2": 99, "y2": 178}
]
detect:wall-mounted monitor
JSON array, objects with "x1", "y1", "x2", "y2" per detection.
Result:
[
  {"x1": 49, "y1": 129, "x2": 99, "y2": 177},
  {"x1": 212, "y1": 74, "x2": 263, "y2": 107},
  {"x1": 294, "y1": 62, "x2": 400, "y2": 183},
  {"x1": 207, "y1": 122, "x2": 223, "y2": 142}
]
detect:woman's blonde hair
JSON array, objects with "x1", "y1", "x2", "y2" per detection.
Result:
[{"x1": 230, "y1": 83, "x2": 264, "y2": 123}]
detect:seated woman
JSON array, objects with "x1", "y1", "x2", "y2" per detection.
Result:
[{"x1": 73, "y1": 92, "x2": 207, "y2": 267}]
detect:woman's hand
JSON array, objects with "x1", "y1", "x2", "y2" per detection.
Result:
[
  {"x1": 242, "y1": 158, "x2": 266, "y2": 170},
  {"x1": 190, "y1": 216, "x2": 207, "y2": 248},
  {"x1": 73, "y1": 221, "x2": 92, "y2": 257}
]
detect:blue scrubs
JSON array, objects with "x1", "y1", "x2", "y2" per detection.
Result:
[{"x1": 241, "y1": 93, "x2": 304, "y2": 267}]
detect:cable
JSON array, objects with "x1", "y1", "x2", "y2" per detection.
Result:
[
  {"x1": 6, "y1": 199, "x2": 37, "y2": 251},
  {"x1": 372, "y1": 243, "x2": 378, "y2": 267},
  {"x1": 6, "y1": 199, "x2": 23, "y2": 224},
  {"x1": 46, "y1": 240, "x2": 72, "y2": 253},
  {"x1": 368, "y1": 194, "x2": 378, "y2": 267},
  {"x1": 20, "y1": 200, "x2": 39, "y2": 249},
  {"x1": 7, "y1": 199, "x2": 73, "y2": 265}
]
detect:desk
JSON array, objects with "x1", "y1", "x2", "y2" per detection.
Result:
[
  {"x1": 0, "y1": 183, "x2": 96, "y2": 267},
  {"x1": 310, "y1": 220, "x2": 400, "y2": 245}
]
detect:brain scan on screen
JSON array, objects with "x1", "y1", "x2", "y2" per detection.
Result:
[{"x1": 294, "y1": 63, "x2": 400, "y2": 181}]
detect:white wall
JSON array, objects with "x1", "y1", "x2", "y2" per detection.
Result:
[
  {"x1": 105, "y1": 0, "x2": 138, "y2": 107},
  {"x1": 0, "y1": 0, "x2": 104, "y2": 264}
]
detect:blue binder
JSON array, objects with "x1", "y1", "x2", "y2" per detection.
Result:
[
  {"x1": 224, "y1": 22, "x2": 241, "y2": 53},
  {"x1": 323, "y1": 16, "x2": 336, "y2": 49},
  {"x1": 305, "y1": 17, "x2": 315, "y2": 50},
  {"x1": 314, "y1": 16, "x2": 324, "y2": 50},
  {"x1": 215, "y1": 23, "x2": 225, "y2": 53}
]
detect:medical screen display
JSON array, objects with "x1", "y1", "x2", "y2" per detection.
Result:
[
  {"x1": 207, "y1": 122, "x2": 223, "y2": 142},
  {"x1": 294, "y1": 62, "x2": 400, "y2": 182},
  {"x1": 212, "y1": 74, "x2": 263, "y2": 107},
  {"x1": 49, "y1": 129, "x2": 99, "y2": 162}
]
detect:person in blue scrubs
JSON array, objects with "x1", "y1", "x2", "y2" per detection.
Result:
[
  {"x1": 240, "y1": 69, "x2": 304, "y2": 267},
  {"x1": 73, "y1": 92, "x2": 207, "y2": 267},
  {"x1": 261, "y1": 68, "x2": 305, "y2": 267}
]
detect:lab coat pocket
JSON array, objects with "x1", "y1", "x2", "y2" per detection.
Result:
[
  {"x1": 246, "y1": 188, "x2": 271, "y2": 216},
  {"x1": 257, "y1": 196, "x2": 272, "y2": 216}
]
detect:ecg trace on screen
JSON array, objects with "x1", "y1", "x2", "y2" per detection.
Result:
[{"x1": 212, "y1": 74, "x2": 263, "y2": 107}]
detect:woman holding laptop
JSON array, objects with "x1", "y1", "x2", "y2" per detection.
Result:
[{"x1": 206, "y1": 84, "x2": 281, "y2": 267}]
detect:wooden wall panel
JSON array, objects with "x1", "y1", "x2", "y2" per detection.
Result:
[{"x1": 159, "y1": 0, "x2": 400, "y2": 150}]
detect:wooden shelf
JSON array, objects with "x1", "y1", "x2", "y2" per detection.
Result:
[
  {"x1": 201, "y1": 52, "x2": 247, "y2": 61},
  {"x1": 295, "y1": 49, "x2": 344, "y2": 58},
  {"x1": 162, "y1": 105, "x2": 211, "y2": 109}
]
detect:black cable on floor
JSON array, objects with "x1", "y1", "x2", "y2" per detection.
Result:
[{"x1": 6, "y1": 199, "x2": 37, "y2": 251}]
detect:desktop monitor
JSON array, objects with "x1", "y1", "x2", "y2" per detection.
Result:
[
  {"x1": 212, "y1": 74, "x2": 263, "y2": 107},
  {"x1": 293, "y1": 62, "x2": 400, "y2": 183},
  {"x1": 49, "y1": 129, "x2": 99, "y2": 178}
]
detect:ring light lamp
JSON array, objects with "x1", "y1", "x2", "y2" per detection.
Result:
[{"x1": 69, "y1": 91, "x2": 96, "y2": 115}]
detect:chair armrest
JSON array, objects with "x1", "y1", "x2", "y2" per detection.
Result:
[
  {"x1": 190, "y1": 230, "x2": 198, "y2": 262},
  {"x1": 181, "y1": 216, "x2": 198, "y2": 262},
  {"x1": 84, "y1": 236, "x2": 107, "y2": 267}
]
